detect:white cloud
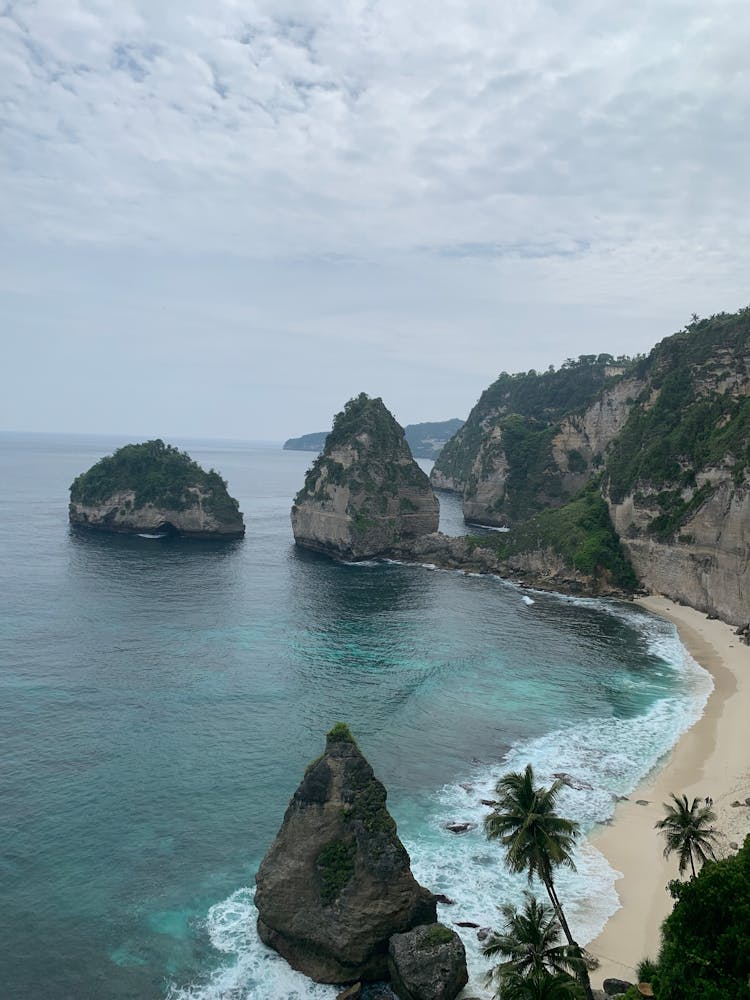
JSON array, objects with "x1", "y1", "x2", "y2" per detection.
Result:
[{"x1": 1, "y1": 0, "x2": 749, "y2": 436}]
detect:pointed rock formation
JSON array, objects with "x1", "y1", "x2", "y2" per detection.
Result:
[
  {"x1": 291, "y1": 394, "x2": 439, "y2": 560},
  {"x1": 255, "y1": 724, "x2": 437, "y2": 983}
]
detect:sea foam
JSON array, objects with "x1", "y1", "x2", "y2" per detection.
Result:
[{"x1": 168, "y1": 605, "x2": 712, "y2": 1000}]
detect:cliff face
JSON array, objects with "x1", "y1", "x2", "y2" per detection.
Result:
[
  {"x1": 432, "y1": 361, "x2": 632, "y2": 526},
  {"x1": 69, "y1": 488, "x2": 244, "y2": 539},
  {"x1": 69, "y1": 440, "x2": 244, "y2": 539},
  {"x1": 255, "y1": 725, "x2": 436, "y2": 983},
  {"x1": 424, "y1": 307, "x2": 750, "y2": 622},
  {"x1": 604, "y1": 308, "x2": 750, "y2": 624},
  {"x1": 610, "y1": 477, "x2": 750, "y2": 624},
  {"x1": 291, "y1": 394, "x2": 439, "y2": 560}
]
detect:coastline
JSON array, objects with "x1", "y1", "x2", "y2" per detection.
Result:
[{"x1": 586, "y1": 595, "x2": 750, "y2": 985}]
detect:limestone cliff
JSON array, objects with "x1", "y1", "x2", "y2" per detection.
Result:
[
  {"x1": 255, "y1": 724, "x2": 436, "y2": 983},
  {"x1": 69, "y1": 439, "x2": 244, "y2": 539},
  {"x1": 605, "y1": 309, "x2": 750, "y2": 624},
  {"x1": 291, "y1": 394, "x2": 439, "y2": 560},
  {"x1": 434, "y1": 307, "x2": 750, "y2": 620},
  {"x1": 393, "y1": 476, "x2": 637, "y2": 598},
  {"x1": 432, "y1": 360, "x2": 634, "y2": 526}
]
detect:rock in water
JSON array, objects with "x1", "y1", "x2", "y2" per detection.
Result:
[
  {"x1": 388, "y1": 923, "x2": 468, "y2": 1000},
  {"x1": 291, "y1": 393, "x2": 439, "y2": 560},
  {"x1": 69, "y1": 439, "x2": 244, "y2": 539},
  {"x1": 255, "y1": 724, "x2": 437, "y2": 983}
]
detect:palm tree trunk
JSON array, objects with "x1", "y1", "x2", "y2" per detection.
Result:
[
  {"x1": 689, "y1": 847, "x2": 696, "y2": 880},
  {"x1": 542, "y1": 877, "x2": 594, "y2": 1000}
]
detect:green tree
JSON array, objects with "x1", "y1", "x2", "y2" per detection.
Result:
[
  {"x1": 655, "y1": 793, "x2": 719, "y2": 878},
  {"x1": 483, "y1": 892, "x2": 585, "y2": 988},
  {"x1": 657, "y1": 836, "x2": 750, "y2": 999},
  {"x1": 484, "y1": 764, "x2": 594, "y2": 1000},
  {"x1": 497, "y1": 968, "x2": 583, "y2": 999}
]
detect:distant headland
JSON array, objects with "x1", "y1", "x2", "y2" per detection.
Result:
[{"x1": 284, "y1": 417, "x2": 464, "y2": 460}]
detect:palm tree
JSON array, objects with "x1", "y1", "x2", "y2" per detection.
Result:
[
  {"x1": 497, "y1": 968, "x2": 583, "y2": 1000},
  {"x1": 655, "y1": 793, "x2": 719, "y2": 878},
  {"x1": 484, "y1": 764, "x2": 594, "y2": 1000},
  {"x1": 483, "y1": 892, "x2": 585, "y2": 984}
]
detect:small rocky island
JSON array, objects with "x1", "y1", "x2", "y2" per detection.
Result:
[
  {"x1": 69, "y1": 439, "x2": 245, "y2": 539},
  {"x1": 255, "y1": 724, "x2": 467, "y2": 997},
  {"x1": 291, "y1": 394, "x2": 439, "y2": 560}
]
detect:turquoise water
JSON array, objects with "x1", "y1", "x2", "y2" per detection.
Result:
[{"x1": 0, "y1": 433, "x2": 711, "y2": 1000}]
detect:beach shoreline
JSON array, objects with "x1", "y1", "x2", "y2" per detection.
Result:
[{"x1": 585, "y1": 595, "x2": 750, "y2": 986}]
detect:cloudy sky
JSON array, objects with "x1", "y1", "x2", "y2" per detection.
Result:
[{"x1": 2, "y1": 0, "x2": 749, "y2": 440}]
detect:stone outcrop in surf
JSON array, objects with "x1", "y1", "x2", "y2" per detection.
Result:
[
  {"x1": 388, "y1": 923, "x2": 468, "y2": 1000},
  {"x1": 291, "y1": 394, "x2": 439, "y2": 560},
  {"x1": 255, "y1": 724, "x2": 437, "y2": 983},
  {"x1": 69, "y1": 439, "x2": 244, "y2": 539}
]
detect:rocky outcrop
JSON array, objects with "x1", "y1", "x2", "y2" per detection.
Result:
[
  {"x1": 69, "y1": 440, "x2": 244, "y2": 539},
  {"x1": 69, "y1": 491, "x2": 245, "y2": 539},
  {"x1": 387, "y1": 923, "x2": 468, "y2": 1000},
  {"x1": 610, "y1": 474, "x2": 750, "y2": 625},
  {"x1": 551, "y1": 376, "x2": 645, "y2": 492},
  {"x1": 604, "y1": 308, "x2": 750, "y2": 624},
  {"x1": 291, "y1": 394, "x2": 439, "y2": 560},
  {"x1": 431, "y1": 362, "x2": 635, "y2": 527},
  {"x1": 255, "y1": 725, "x2": 436, "y2": 983},
  {"x1": 390, "y1": 531, "x2": 633, "y2": 598}
]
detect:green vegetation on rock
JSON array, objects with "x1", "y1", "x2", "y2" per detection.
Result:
[
  {"x1": 470, "y1": 480, "x2": 637, "y2": 590},
  {"x1": 293, "y1": 395, "x2": 436, "y2": 553},
  {"x1": 69, "y1": 439, "x2": 241, "y2": 521},
  {"x1": 423, "y1": 924, "x2": 455, "y2": 948},
  {"x1": 316, "y1": 838, "x2": 356, "y2": 905},
  {"x1": 327, "y1": 722, "x2": 357, "y2": 745},
  {"x1": 435, "y1": 357, "x2": 629, "y2": 492},
  {"x1": 607, "y1": 309, "x2": 750, "y2": 510}
]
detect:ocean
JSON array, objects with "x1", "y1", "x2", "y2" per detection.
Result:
[{"x1": 0, "y1": 432, "x2": 712, "y2": 1000}]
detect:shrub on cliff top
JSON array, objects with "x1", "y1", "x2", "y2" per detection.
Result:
[{"x1": 327, "y1": 722, "x2": 356, "y2": 744}]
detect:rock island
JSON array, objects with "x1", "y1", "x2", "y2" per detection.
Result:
[
  {"x1": 69, "y1": 439, "x2": 245, "y2": 539},
  {"x1": 291, "y1": 393, "x2": 439, "y2": 560}
]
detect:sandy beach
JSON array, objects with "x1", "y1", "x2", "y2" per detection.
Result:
[{"x1": 585, "y1": 596, "x2": 750, "y2": 986}]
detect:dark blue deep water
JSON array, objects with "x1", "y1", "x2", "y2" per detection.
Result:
[{"x1": 0, "y1": 433, "x2": 711, "y2": 1000}]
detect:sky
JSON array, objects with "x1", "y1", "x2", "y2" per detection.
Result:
[{"x1": 2, "y1": 0, "x2": 749, "y2": 442}]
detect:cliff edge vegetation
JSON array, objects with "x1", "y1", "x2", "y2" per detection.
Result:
[
  {"x1": 432, "y1": 356, "x2": 637, "y2": 526},
  {"x1": 425, "y1": 305, "x2": 750, "y2": 621},
  {"x1": 69, "y1": 439, "x2": 245, "y2": 539},
  {"x1": 467, "y1": 479, "x2": 638, "y2": 592},
  {"x1": 605, "y1": 308, "x2": 750, "y2": 623}
]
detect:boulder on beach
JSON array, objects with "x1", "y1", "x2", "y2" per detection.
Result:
[{"x1": 388, "y1": 922, "x2": 468, "y2": 1000}]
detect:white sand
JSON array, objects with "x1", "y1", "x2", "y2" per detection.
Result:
[{"x1": 585, "y1": 596, "x2": 750, "y2": 985}]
